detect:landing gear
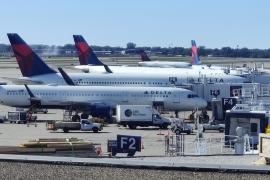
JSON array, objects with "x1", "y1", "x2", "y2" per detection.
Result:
[
  {"x1": 128, "y1": 125, "x2": 137, "y2": 129},
  {"x1": 199, "y1": 109, "x2": 209, "y2": 123}
]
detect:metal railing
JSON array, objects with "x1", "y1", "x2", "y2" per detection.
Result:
[{"x1": 165, "y1": 134, "x2": 256, "y2": 156}]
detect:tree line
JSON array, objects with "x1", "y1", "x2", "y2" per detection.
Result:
[{"x1": 1, "y1": 42, "x2": 270, "y2": 58}]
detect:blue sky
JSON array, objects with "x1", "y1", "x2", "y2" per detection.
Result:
[{"x1": 0, "y1": 0, "x2": 270, "y2": 48}]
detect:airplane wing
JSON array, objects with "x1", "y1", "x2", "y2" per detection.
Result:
[{"x1": 0, "y1": 77, "x2": 44, "y2": 85}]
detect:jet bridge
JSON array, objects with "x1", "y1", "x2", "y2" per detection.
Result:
[
  {"x1": 191, "y1": 82, "x2": 262, "y2": 102},
  {"x1": 192, "y1": 83, "x2": 270, "y2": 121}
]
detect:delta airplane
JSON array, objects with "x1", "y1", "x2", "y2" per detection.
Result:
[
  {"x1": 189, "y1": 40, "x2": 249, "y2": 75},
  {"x1": 138, "y1": 40, "x2": 221, "y2": 71},
  {"x1": 138, "y1": 50, "x2": 191, "y2": 68},
  {"x1": 0, "y1": 84, "x2": 207, "y2": 119},
  {"x1": 73, "y1": 35, "x2": 247, "y2": 83},
  {"x1": 5, "y1": 33, "x2": 246, "y2": 86},
  {"x1": 137, "y1": 40, "x2": 207, "y2": 69}
]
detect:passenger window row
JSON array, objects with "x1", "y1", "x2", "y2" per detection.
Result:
[{"x1": 75, "y1": 81, "x2": 167, "y2": 85}]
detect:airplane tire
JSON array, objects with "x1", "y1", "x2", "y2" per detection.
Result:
[
  {"x1": 128, "y1": 125, "x2": 137, "y2": 129},
  {"x1": 175, "y1": 129, "x2": 181, "y2": 135},
  {"x1": 92, "y1": 127, "x2": 99, "y2": 133}
]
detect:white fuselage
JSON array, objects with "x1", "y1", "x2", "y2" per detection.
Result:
[
  {"x1": 0, "y1": 85, "x2": 207, "y2": 111},
  {"x1": 76, "y1": 65, "x2": 227, "y2": 75},
  {"x1": 16, "y1": 71, "x2": 247, "y2": 87},
  {"x1": 72, "y1": 66, "x2": 247, "y2": 84},
  {"x1": 138, "y1": 61, "x2": 191, "y2": 68}
]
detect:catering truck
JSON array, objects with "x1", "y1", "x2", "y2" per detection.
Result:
[
  {"x1": 116, "y1": 105, "x2": 171, "y2": 129},
  {"x1": 46, "y1": 119, "x2": 102, "y2": 133}
]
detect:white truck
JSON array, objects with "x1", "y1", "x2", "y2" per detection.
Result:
[
  {"x1": 203, "y1": 121, "x2": 225, "y2": 132},
  {"x1": 116, "y1": 105, "x2": 171, "y2": 129},
  {"x1": 46, "y1": 119, "x2": 102, "y2": 133}
]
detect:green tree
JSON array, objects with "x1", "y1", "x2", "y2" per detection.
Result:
[{"x1": 126, "y1": 42, "x2": 136, "y2": 49}]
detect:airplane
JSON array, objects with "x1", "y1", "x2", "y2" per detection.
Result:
[
  {"x1": 134, "y1": 40, "x2": 201, "y2": 68},
  {"x1": 136, "y1": 41, "x2": 213, "y2": 70},
  {"x1": 137, "y1": 50, "x2": 192, "y2": 68},
  {"x1": 191, "y1": 40, "x2": 247, "y2": 76},
  {"x1": 138, "y1": 40, "x2": 256, "y2": 79},
  {"x1": 191, "y1": 40, "x2": 270, "y2": 84},
  {"x1": 72, "y1": 35, "x2": 247, "y2": 83},
  {"x1": 0, "y1": 84, "x2": 207, "y2": 121},
  {"x1": 6, "y1": 33, "x2": 247, "y2": 86}
]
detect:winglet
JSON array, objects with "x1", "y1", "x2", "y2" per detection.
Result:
[
  {"x1": 7, "y1": 33, "x2": 57, "y2": 77},
  {"x1": 24, "y1": 84, "x2": 41, "y2": 108},
  {"x1": 57, "y1": 68, "x2": 75, "y2": 86},
  {"x1": 24, "y1": 84, "x2": 35, "y2": 98},
  {"x1": 73, "y1": 35, "x2": 104, "y2": 66},
  {"x1": 104, "y1": 65, "x2": 113, "y2": 73},
  {"x1": 139, "y1": 50, "x2": 151, "y2": 61},
  {"x1": 191, "y1": 40, "x2": 201, "y2": 65}
]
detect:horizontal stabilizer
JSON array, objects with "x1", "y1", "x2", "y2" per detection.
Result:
[{"x1": 0, "y1": 77, "x2": 44, "y2": 85}]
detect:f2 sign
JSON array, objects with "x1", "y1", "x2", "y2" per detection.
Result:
[{"x1": 117, "y1": 135, "x2": 141, "y2": 153}]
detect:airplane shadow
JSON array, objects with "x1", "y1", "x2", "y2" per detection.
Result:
[
  {"x1": 124, "y1": 127, "x2": 162, "y2": 131},
  {"x1": 203, "y1": 131, "x2": 224, "y2": 134},
  {"x1": 49, "y1": 131, "x2": 111, "y2": 134}
]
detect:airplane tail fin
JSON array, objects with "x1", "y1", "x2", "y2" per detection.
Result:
[
  {"x1": 73, "y1": 35, "x2": 104, "y2": 66},
  {"x1": 191, "y1": 40, "x2": 201, "y2": 65},
  {"x1": 139, "y1": 50, "x2": 151, "y2": 61},
  {"x1": 7, "y1": 33, "x2": 56, "y2": 77}
]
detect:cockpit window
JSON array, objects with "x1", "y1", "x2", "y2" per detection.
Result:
[{"x1": 187, "y1": 94, "x2": 199, "y2": 98}]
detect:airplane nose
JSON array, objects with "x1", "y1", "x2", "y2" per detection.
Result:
[{"x1": 197, "y1": 98, "x2": 207, "y2": 109}]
